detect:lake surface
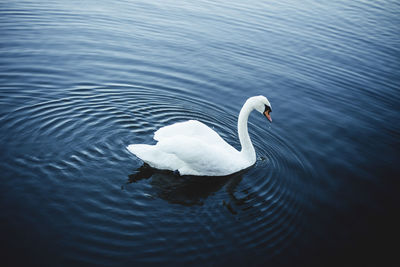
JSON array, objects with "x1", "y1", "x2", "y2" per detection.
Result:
[{"x1": 1, "y1": 0, "x2": 399, "y2": 266}]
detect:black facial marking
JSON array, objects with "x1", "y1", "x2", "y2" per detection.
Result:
[{"x1": 264, "y1": 105, "x2": 271, "y2": 114}]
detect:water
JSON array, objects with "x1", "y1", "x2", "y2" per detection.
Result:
[{"x1": 1, "y1": 0, "x2": 399, "y2": 266}]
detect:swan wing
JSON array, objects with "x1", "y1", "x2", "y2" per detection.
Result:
[
  {"x1": 154, "y1": 120, "x2": 227, "y2": 145},
  {"x1": 155, "y1": 135, "x2": 243, "y2": 176},
  {"x1": 129, "y1": 120, "x2": 246, "y2": 176}
]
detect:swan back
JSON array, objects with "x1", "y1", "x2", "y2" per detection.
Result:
[{"x1": 154, "y1": 120, "x2": 222, "y2": 143}]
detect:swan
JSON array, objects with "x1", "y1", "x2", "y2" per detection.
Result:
[{"x1": 127, "y1": 95, "x2": 272, "y2": 176}]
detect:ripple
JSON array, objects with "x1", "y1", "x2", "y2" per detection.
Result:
[
  {"x1": 0, "y1": 0, "x2": 398, "y2": 265},
  {"x1": 0, "y1": 81, "x2": 313, "y2": 264},
  {"x1": 114, "y1": 87, "x2": 311, "y2": 262}
]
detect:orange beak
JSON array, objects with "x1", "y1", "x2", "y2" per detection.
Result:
[{"x1": 264, "y1": 111, "x2": 272, "y2": 122}]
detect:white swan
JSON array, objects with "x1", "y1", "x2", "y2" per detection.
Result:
[{"x1": 127, "y1": 95, "x2": 272, "y2": 176}]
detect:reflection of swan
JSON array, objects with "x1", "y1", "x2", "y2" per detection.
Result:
[
  {"x1": 127, "y1": 96, "x2": 272, "y2": 176},
  {"x1": 127, "y1": 164, "x2": 246, "y2": 207}
]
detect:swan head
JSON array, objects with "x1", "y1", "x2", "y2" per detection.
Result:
[{"x1": 249, "y1": 95, "x2": 272, "y2": 122}]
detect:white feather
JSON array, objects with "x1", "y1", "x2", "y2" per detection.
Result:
[{"x1": 127, "y1": 95, "x2": 271, "y2": 176}]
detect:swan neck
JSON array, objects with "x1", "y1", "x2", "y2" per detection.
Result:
[{"x1": 238, "y1": 100, "x2": 256, "y2": 162}]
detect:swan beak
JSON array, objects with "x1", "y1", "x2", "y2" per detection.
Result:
[{"x1": 264, "y1": 111, "x2": 272, "y2": 122}]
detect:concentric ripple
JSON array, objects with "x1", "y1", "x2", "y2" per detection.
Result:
[
  {"x1": 3, "y1": 0, "x2": 397, "y2": 265},
  {"x1": 0, "y1": 83, "x2": 312, "y2": 265}
]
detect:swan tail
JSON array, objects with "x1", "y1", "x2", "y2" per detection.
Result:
[
  {"x1": 127, "y1": 144, "x2": 159, "y2": 165},
  {"x1": 127, "y1": 144, "x2": 164, "y2": 169},
  {"x1": 127, "y1": 143, "x2": 183, "y2": 172},
  {"x1": 127, "y1": 144, "x2": 154, "y2": 160}
]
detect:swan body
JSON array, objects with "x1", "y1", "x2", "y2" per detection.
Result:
[{"x1": 127, "y1": 95, "x2": 272, "y2": 176}]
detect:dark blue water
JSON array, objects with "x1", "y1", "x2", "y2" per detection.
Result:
[{"x1": 1, "y1": 0, "x2": 399, "y2": 266}]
